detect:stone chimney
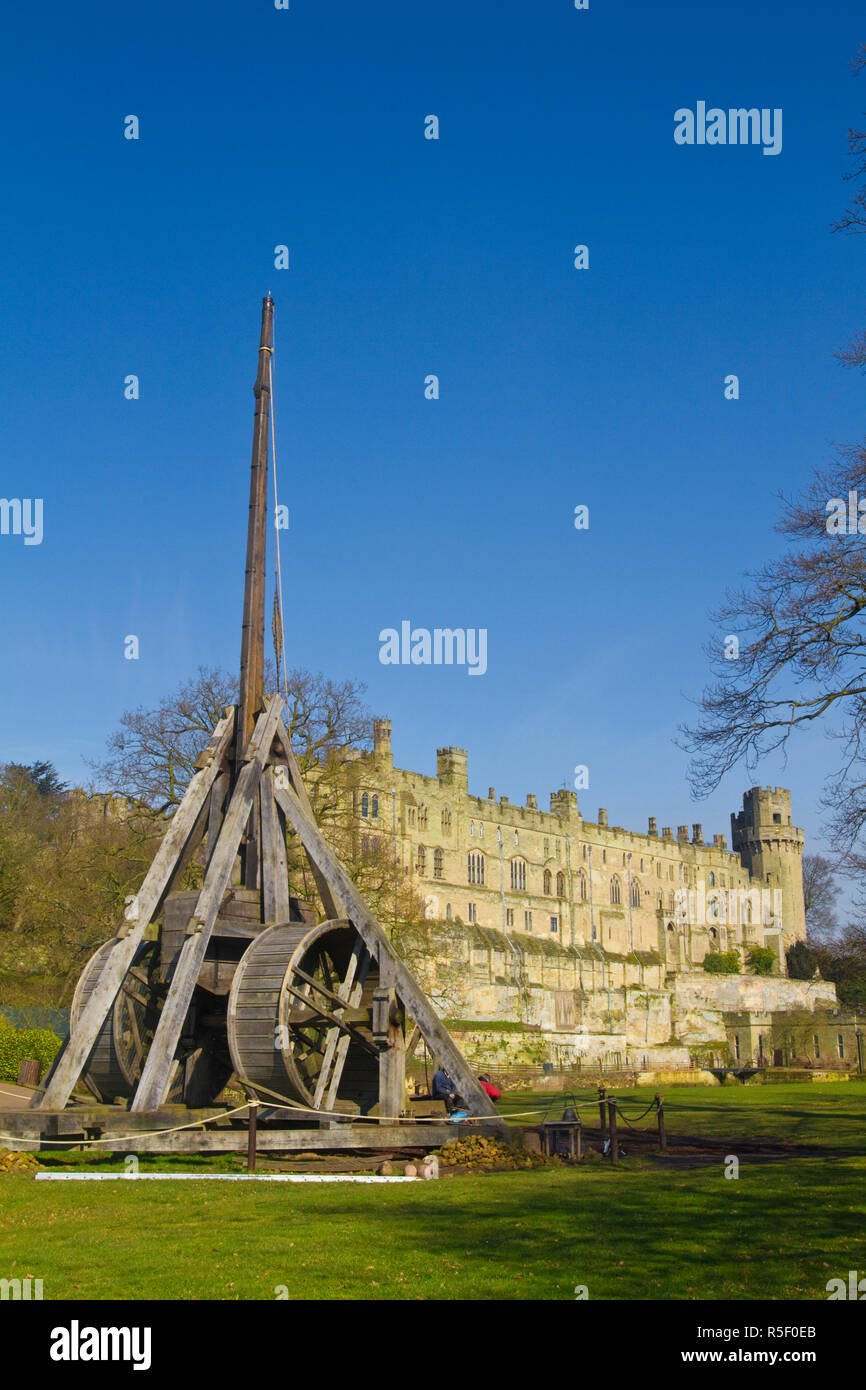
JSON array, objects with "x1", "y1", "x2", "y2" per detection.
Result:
[
  {"x1": 598, "y1": 808, "x2": 608, "y2": 827},
  {"x1": 648, "y1": 816, "x2": 658, "y2": 837},
  {"x1": 692, "y1": 823, "x2": 704, "y2": 845}
]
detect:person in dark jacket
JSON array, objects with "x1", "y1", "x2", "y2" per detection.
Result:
[{"x1": 432, "y1": 1065, "x2": 462, "y2": 1112}]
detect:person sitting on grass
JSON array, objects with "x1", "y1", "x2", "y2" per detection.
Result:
[{"x1": 478, "y1": 1073, "x2": 501, "y2": 1101}]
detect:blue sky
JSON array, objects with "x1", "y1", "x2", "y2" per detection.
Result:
[{"x1": 1, "y1": 0, "x2": 864, "y2": 864}]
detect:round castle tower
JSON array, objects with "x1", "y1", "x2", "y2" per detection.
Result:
[{"x1": 730, "y1": 787, "x2": 806, "y2": 952}]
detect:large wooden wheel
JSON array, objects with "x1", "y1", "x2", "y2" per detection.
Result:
[
  {"x1": 71, "y1": 939, "x2": 231, "y2": 1105},
  {"x1": 227, "y1": 919, "x2": 380, "y2": 1113}
]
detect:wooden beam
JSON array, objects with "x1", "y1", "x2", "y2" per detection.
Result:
[
  {"x1": 325, "y1": 948, "x2": 371, "y2": 1111},
  {"x1": 131, "y1": 697, "x2": 283, "y2": 1112},
  {"x1": 273, "y1": 718, "x2": 340, "y2": 920},
  {"x1": 313, "y1": 936, "x2": 363, "y2": 1109},
  {"x1": 273, "y1": 773, "x2": 499, "y2": 1119},
  {"x1": 260, "y1": 767, "x2": 290, "y2": 923},
  {"x1": 377, "y1": 953, "x2": 406, "y2": 1124},
  {"x1": 34, "y1": 711, "x2": 236, "y2": 1112}
]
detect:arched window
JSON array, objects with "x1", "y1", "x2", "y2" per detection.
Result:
[
  {"x1": 668, "y1": 891, "x2": 676, "y2": 912},
  {"x1": 709, "y1": 896, "x2": 719, "y2": 919},
  {"x1": 361, "y1": 792, "x2": 369, "y2": 818},
  {"x1": 417, "y1": 845, "x2": 426, "y2": 875},
  {"x1": 467, "y1": 852, "x2": 485, "y2": 885},
  {"x1": 441, "y1": 807, "x2": 452, "y2": 832},
  {"x1": 556, "y1": 871, "x2": 565, "y2": 897},
  {"x1": 510, "y1": 858, "x2": 526, "y2": 891},
  {"x1": 469, "y1": 820, "x2": 474, "y2": 837},
  {"x1": 709, "y1": 871, "x2": 716, "y2": 888},
  {"x1": 478, "y1": 822, "x2": 484, "y2": 838},
  {"x1": 745, "y1": 898, "x2": 753, "y2": 923},
  {"x1": 622, "y1": 853, "x2": 627, "y2": 866},
  {"x1": 657, "y1": 891, "x2": 663, "y2": 910},
  {"x1": 578, "y1": 870, "x2": 587, "y2": 900},
  {"x1": 709, "y1": 927, "x2": 718, "y2": 942},
  {"x1": 433, "y1": 848, "x2": 444, "y2": 879},
  {"x1": 371, "y1": 794, "x2": 378, "y2": 820},
  {"x1": 543, "y1": 868, "x2": 552, "y2": 895},
  {"x1": 514, "y1": 830, "x2": 519, "y2": 845},
  {"x1": 610, "y1": 876, "x2": 621, "y2": 906},
  {"x1": 630, "y1": 879, "x2": 640, "y2": 908},
  {"x1": 445, "y1": 903, "x2": 452, "y2": 921}
]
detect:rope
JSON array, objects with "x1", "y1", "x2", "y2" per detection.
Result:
[
  {"x1": 268, "y1": 325, "x2": 291, "y2": 719},
  {"x1": 0, "y1": 1103, "x2": 252, "y2": 1149}
]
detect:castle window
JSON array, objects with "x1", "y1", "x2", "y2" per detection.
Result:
[
  {"x1": 470, "y1": 820, "x2": 474, "y2": 837},
  {"x1": 555, "y1": 841, "x2": 561, "y2": 860},
  {"x1": 658, "y1": 891, "x2": 663, "y2": 909},
  {"x1": 418, "y1": 806, "x2": 428, "y2": 830},
  {"x1": 361, "y1": 792, "x2": 369, "y2": 818},
  {"x1": 838, "y1": 1033, "x2": 845, "y2": 1060},
  {"x1": 441, "y1": 807, "x2": 452, "y2": 832},
  {"x1": 719, "y1": 873, "x2": 725, "y2": 887},
  {"x1": 543, "y1": 868, "x2": 552, "y2": 895},
  {"x1": 445, "y1": 903, "x2": 452, "y2": 921},
  {"x1": 656, "y1": 861, "x2": 663, "y2": 878},
  {"x1": 630, "y1": 879, "x2": 640, "y2": 908},
  {"x1": 407, "y1": 807, "x2": 416, "y2": 827},
  {"x1": 813, "y1": 1034, "x2": 820, "y2": 1059},
  {"x1": 433, "y1": 848, "x2": 444, "y2": 879},
  {"x1": 510, "y1": 858, "x2": 526, "y2": 891},
  {"x1": 709, "y1": 927, "x2": 718, "y2": 941},
  {"x1": 668, "y1": 891, "x2": 676, "y2": 912},
  {"x1": 578, "y1": 870, "x2": 587, "y2": 900},
  {"x1": 544, "y1": 839, "x2": 549, "y2": 857},
  {"x1": 622, "y1": 853, "x2": 627, "y2": 866},
  {"x1": 602, "y1": 849, "x2": 607, "y2": 864},
  {"x1": 506, "y1": 908, "x2": 514, "y2": 927},
  {"x1": 361, "y1": 836, "x2": 370, "y2": 857},
  {"x1": 468, "y1": 902, "x2": 477, "y2": 923},
  {"x1": 416, "y1": 845, "x2": 426, "y2": 875},
  {"x1": 478, "y1": 822, "x2": 483, "y2": 838},
  {"x1": 371, "y1": 794, "x2": 378, "y2": 820},
  {"x1": 709, "y1": 896, "x2": 719, "y2": 919},
  {"x1": 550, "y1": 915, "x2": 559, "y2": 934},
  {"x1": 610, "y1": 876, "x2": 621, "y2": 906},
  {"x1": 734, "y1": 1034, "x2": 740, "y2": 1061},
  {"x1": 582, "y1": 843, "x2": 587, "y2": 860},
  {"x1": 514, "y1": 831, "x2": 519, "y2": 845},
  {"x1": 525, "y1": 910, "x2": 533, "y2": 931},
  {"x1": 773, "y1": 812, "x2": 781, "y2": 824},
  {"x1": 640, "y1": 858, "x2": 645, "y2": 872},
  {"x1": 556, "y1": 871, "x2": 565, "y2": 897},
  {"x1": 709, "y1": 871, "x2": 715, "y2": 887},
  {"x1": 467, "y1": 852, "x2": 485, "y2": 885}
]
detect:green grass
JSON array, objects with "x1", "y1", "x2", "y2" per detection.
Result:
[
  {"x1": 497, "y1": 1080, "x2": 866, "y2": 1151},
  {"x1": 2, "y1": 1156, "x2": 864, "y2": 1300},
  {"x1": 2, "y1": 1083, "x2": 864, "y2": 1300}
]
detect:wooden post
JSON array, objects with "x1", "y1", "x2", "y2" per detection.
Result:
[
  {"x1": 656, "y1": 1092, "x2": 667, "y2": 1151},
  {"x1": 598, "y1": 1084, "x2": 607, "y2": 1134},
  {"x1": 17, "y1": 1059, "x2": 41, "y2": 1088},
  {"x1": 575, "y1": 1118, "x2": 582, "y2": 1160},
  {"x1": 607, "y1": 1097, "x2": 618, "y2": 1163},
  {"x1": 247, "y1": 1099, "x2": 258, "y2": 1173}
]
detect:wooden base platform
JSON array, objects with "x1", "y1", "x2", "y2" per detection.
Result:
[{"x1": 0, "y1": 1105, "x2": 508, "y2": 1154}]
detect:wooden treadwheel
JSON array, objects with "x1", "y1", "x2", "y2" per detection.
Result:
[{"x1": 227, "y1": 919, "x2": 380, "y2": 1114}]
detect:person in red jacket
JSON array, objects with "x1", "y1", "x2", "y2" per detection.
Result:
[{"x1": 478, "y1": 1073, "x2": 501, "y2": 1101}]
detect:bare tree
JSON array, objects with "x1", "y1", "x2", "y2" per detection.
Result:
[
  {"x1": 91, "y1": 664, "x2": 372, "y2": 811},
  {"x1": 802, "y1": 854, "x2": 841, "y2": 941}
]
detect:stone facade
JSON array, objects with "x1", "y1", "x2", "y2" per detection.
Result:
[{"x1": 344, "y1": 719, "x2": 850, "y2": 1071}]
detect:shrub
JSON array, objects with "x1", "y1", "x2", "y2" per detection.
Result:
[
  {"x1": 0, "y1": 1028, "x2": 62, "y2": 1084},
  {"x1": 786, "y1": 940, "x2": 818, "y2": 980},
  {"x1": 703, "y1": 949, "x2": 741, "y2": 975},
  {"x1": 747, "y1": 946, "x2": 776, "y2": 976}
]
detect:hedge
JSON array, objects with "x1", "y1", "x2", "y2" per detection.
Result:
[{"x1": 0, "y1": 1028, "x2": 62, "y2": 1084}]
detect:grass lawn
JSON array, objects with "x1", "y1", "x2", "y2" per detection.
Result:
[{"x1": 1, "y1": 1082, "x2": 864, "y2": 1301}]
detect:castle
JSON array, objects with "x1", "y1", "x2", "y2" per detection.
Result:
[{"x1": 347, "y1": 718, "x2": 856, "y2": 1075}]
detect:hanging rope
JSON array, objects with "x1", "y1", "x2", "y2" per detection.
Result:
[{"x1": 268, "y1": 323, "x2": 291, "y2": 719}]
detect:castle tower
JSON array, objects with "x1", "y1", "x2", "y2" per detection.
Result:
[
  {"x1": 372, "y1": 717, "x2": 393, "y2": 769},
  {"x1": 731, "y1": 787, "x2": 806, "y2": 952},
  {"x1": 437, "y1": 746, "x2": 468, "y2": 792}
]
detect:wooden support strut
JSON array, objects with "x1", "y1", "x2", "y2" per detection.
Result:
[
  {"x1": 271, "y1": 768, "x2": 502, "y2": 1123},
  {"x1": 130, "y1": 696, "x2": 284, "y2": 1112},
  {"x1": 34, "y1": 710, "x2": 236, "y2": 1112}
]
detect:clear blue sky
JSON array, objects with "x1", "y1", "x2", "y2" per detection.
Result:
[{"x1": 1, "y1": 1, "x2": 864, "y2": 861}]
